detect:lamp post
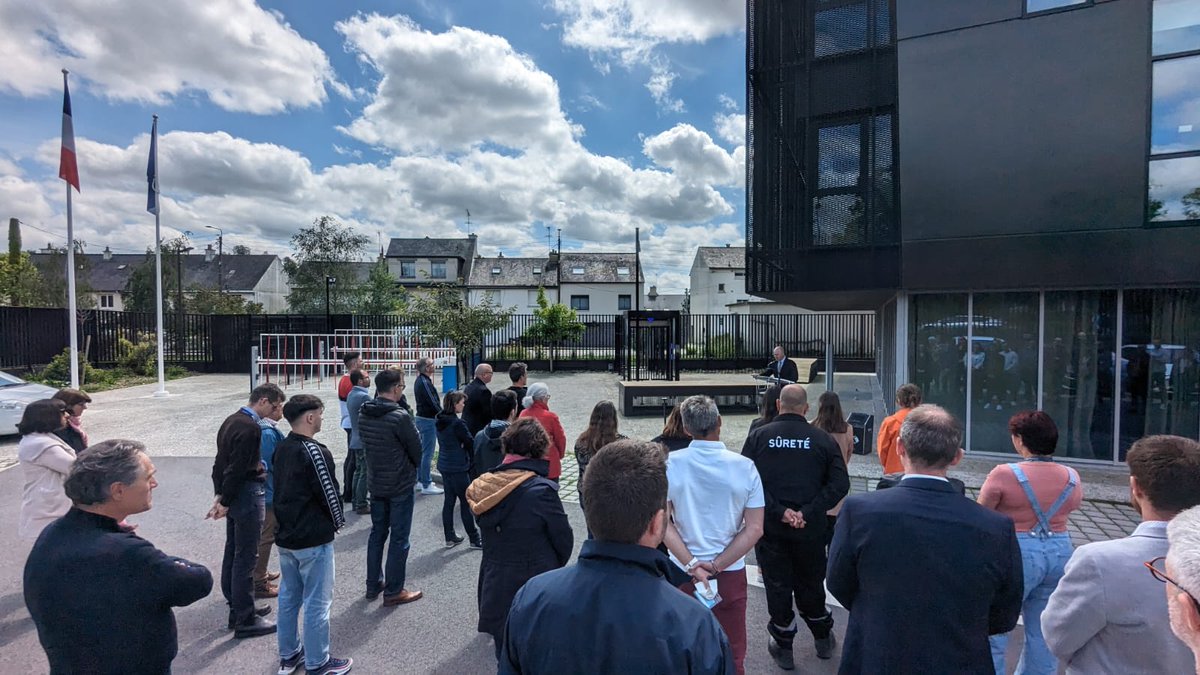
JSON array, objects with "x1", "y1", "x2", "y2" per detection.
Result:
[
  {"x1": 205, "y1": 225, "x2": 224, "y2": 294},
  {"x1": 325, "y1": 275, "x2": 336, "y2": 332},
  {"x1": 174, "y1": 243, "x2": 193, "y2": 357}
]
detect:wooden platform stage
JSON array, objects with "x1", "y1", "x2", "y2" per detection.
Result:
[{"x1": 617, "y1": 373, "x2": 787, "y2": 417}]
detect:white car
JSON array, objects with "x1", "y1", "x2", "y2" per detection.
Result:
[{"x1": 0, "y1": 372, "x2": 59, "y2": 436}]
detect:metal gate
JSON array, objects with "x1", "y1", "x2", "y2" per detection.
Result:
[{"x1": 620, "y1": 311, "x2": 681, "y2": 381}]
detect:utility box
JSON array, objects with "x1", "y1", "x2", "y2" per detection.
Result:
[
  {"x1": 848, "y1": 413, "x2": 874, "y2": 455},
  {"x1": 441, "y1": 365, "x2": 458, "y2": 393}
]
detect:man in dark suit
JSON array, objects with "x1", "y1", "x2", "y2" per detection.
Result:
[
  {"x1": 762, "y1": 345, "x2": 799, "y2": 383},
  {"x1": 462, "y1": 363, "x2": 494, "y2": 435},
  {"x1": 827, "y1": 404, "x2": 1022, "y2": 674}
]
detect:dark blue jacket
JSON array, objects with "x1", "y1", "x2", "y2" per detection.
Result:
[
  {"x1": 474, "y1": 458, "x2": 573, "y2": 636},
  {"x1": 436, "y1": 411, "x2": 474, "y2": 474},
  {"x1": 24, "y1": 508, "x2": 213, "y2": 674},
  {"x1": 827, "y1": 478, "x2": 1023, "y2": 674},
  {"x1": 259, "y1": 419, "x2": 285, "y2": 505},
  {"x1": 500, "y1": 540, "x2": 734, "y2": 674}
]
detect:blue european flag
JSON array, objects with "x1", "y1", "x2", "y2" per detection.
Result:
[{"x1": 146, "y1": 115, "x2": 159, "y2": 215}]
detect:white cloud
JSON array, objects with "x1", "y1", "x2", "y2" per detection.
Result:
[
  {"x1": 719, "y1": 94, "x2": 739, "y2": 111},
  {"x1": 0, "y1": 0, "x2": 339, "y2": 114},
  {"x1": 643, "y1": 124, "x2": 739, "y2": 186},
  {"x1": 646, "y1": 62, "x2": 685, "y2": 113},
  {"x1": 337, "y1": 14, "x2": 579, "y2": 153},
  {"x1": 714, "y1": 112, "x2": 745, "y2": 147}
]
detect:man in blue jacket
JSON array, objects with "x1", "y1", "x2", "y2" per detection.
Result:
[
  {"x1": 253, "y1": 397, "x2": 286, "y2": 598},
  {"x1": 25, "y1": 439, "x2": 213, "y2": 674},
  {"x1": 500, "y1": 439, "x2": 734, "y2": 674},
  {"x1": 827, "y1": 405, "x2": 1022, "y2": 674}
]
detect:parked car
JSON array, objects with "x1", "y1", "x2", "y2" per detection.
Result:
[{"x1": 0, "y1": 372, "x2": 58, "y2": 436}]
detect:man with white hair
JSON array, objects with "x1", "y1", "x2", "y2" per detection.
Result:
[
  {"x1": 463, "y1": 363, "x2": 494, "y2": 436},
  {"x1": 664, "y1": 394, "x2": 765, "y2": 675},
  {"x1": 1161, "y1": 505, "x2": 1200, "y2": 672}
]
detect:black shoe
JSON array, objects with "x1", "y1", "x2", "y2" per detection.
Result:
[
  {"x1": 228, "y1": 604, "x2": 272, "y2": 629},
  {"x1": 815, "y1": 633, "x2": 837, "y2": 660},
  {"x1": 469, "y1": 537, "x2": 483, "y2": 550},
  {"x1": 278, "y1": 648, "x2": 304, "y2": 675},
  {"x1": 445, "y1": 535, "x2": 464, "y2": 549},
  {"x1": 365, "y1": 586, "x2": 382, "y2": 601},
  {"x1": 309, "y1": 656, "x2": 353, "y2": 675},
  {"x1": 768, "y1": 638, "x2": 795, "y2": 671},
  {"x1": 233, "y1": 615, "x2": 277, "y2": 639}
]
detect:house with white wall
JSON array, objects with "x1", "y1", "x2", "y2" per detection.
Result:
[
  {"x1": 467, "y1": 251, "x2": 642, "y2": 315},
  {"x1": 689, "y1": 246, "x2": 809, "y2": 315},
  {"x1": 385, "y1": 235, "x2": 477, "y2": 295}
]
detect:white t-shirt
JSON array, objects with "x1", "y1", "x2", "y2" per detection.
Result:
[{"x1": 666, "y1": 440, "x2": 765, "y2": 572}]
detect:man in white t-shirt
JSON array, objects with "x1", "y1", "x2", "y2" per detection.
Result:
[{"x1": 664, "y1": 395, "x2": 765, "y2": 675}]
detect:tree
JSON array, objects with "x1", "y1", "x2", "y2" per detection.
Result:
[
  {"x1": 525, "y1": 287, "x2": 586, "y2": 372},
  {"x1": 1184, "y1": 186, "x2": 1200, "y2": 220},
  {"x1": 186, "y1": 286, "x2": 264, "y2": 314},
  {"x1": 36, "y1": 243, "x2": 96, "y2": 309},
  {"x1": 122, "y1": 236, "x2": 187, "y2": 313},
  {"x1": 231, "y1": 244, "x2": 251, "y2": 255},
  {"x1": 359, "y1": 257, "x2": 405, "y2": 315},
  {"x1": 1, "y1": 219, "x2": 46, "y2": 306},
  {"x1": 282, "y1": 216, "x2": 370, "y2": 313},
  {"x1": 401, "y1": 283, "x2": 515, "y2": 380}
]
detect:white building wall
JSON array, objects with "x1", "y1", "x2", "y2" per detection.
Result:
[
  {"x1": 387, "y1": 257, "x2": 466, "y2": 283},
  {"x1": 469, "y1": 288, "x2": 540, "y2": 311},
  {"x1": 559, "y1": 283, "x2": 638, "y2": 314},
  {"x1": 249, "y1": 257, "x2": 288, "y2": 313},
  {"x1": 690, "y1": 261, "x2": 748, "y2": 315}
]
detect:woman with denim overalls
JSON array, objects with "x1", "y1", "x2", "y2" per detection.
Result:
[{"x1": 978, "y1": 410, "x2": 1083, "y2": 675}]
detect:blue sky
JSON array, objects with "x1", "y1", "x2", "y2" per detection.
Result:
[{"x1": 0, "y1": 0, "x2": 748, "y2": 292}]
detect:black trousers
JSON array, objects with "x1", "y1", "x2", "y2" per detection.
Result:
[
  {"x1": 221, "y1": 481, "x2": 265, "y2": 625},
  {"x1": 755, "y1": 533, "x2": 832, "y2": 640},
  {"x1": 441, "y1": 470, "x2": 478, "y2": 541},
  {"x1": 341, "y1": 428, "x2": 354, "y2": 502}
]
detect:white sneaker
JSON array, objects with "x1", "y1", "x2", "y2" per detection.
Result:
[
  {"x1": 414, "y1": 484, "x2": 423, "y2": 493},
  {"x1": 422, "y1": 484, "x2": 444, "y2": 495}
]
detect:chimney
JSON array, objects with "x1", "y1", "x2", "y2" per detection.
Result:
[
  {"x1": 102, "y1": 246, "x2": 112, "y2": 261},
  {"x1": 725, "y1": 243, "x2": 731, "y2": 247},
  {"x1": 204, "y1": 244, "x2": 215, "y2": 263},
  {"x1": 648, "y1": 285, "x2": 658, "y2": 300},
  {"x1": 497, "y1": 251, "x2": 504, "y2": 258}
]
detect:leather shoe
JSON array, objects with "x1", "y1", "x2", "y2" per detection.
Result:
[
  {"x1": 227, "y1": 604, "x2": 272, "y2": 630},
  {"x1": 266, "y1": 571, "x2": 281, "y2": 581},
  {"x1": 254, "y1": 583, "x2": 279, "y2": 599},
  {"x1": 383, "y1": 589, "x2": 423, "y2": 606},
  {"x1": 233, "y1": 615, "x2": 277, "y2": 639}
]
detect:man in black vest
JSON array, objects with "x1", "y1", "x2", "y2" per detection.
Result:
[{"x1": 742, "y1": 384, "x2": 849, "y2": 670}]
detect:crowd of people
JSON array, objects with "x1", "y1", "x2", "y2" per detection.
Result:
[{"x1": 13, "y1": 348, "x2": 1200, "y2": 675}]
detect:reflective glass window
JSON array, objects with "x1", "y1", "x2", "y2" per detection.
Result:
[
  {"x1": 1027, "y1": 0, "x2": 1088, "y2": 13},
  {"x1": 1148, "y1": 156, "x2": 1200, "y2": 222},
  {"x1": 969, "y1": 293, "x2": 1041, "y2": 454},
  {"x1": 1151, "y1": 57, "x2": 1200, "y2": 155},
  {"x1": 1042, "y1": 291, "x2": 1118, "y2": 461},
  {"x1": 908, "y1": 294, "x2": 969, "y2": 427},
  {"x1": 1154, "y1": 0, "x2": 1200, "y2": 56}
]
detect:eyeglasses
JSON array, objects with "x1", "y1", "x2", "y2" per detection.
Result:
[{"x1": 1146, "y1": 556, "x2": 1200, "y2": 612}]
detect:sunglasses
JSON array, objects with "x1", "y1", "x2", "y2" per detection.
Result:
[{"x1": 1146, "y1": 556, "x2": 1200, "y2": 613}]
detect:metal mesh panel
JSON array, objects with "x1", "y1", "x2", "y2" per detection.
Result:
[
  {"x1": 818, "y1": 124, "x2": 862, "y2": 189},
  {"x1": 813, "y1": 194, "x2": 866, "y2": 246},
  {"x1": 814, "y1": 2, "x2": 869, "y2": 58},
  {"x1": 872, "y1": 114, "x2": 896, "y2": 242},
  {"x1": 874, "y1": 0, "x2": 891, "y2": 45}
]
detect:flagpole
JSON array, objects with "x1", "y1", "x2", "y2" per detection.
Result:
[
  {"x1": 66, "y1": 181, "x2": 79, "y2": 389},
  {"x1": 150, "y1": 115, "x2": 169, "y2": 397}
]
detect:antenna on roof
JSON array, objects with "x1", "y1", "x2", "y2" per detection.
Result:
[
  {"x1": 545, "y1": 225, "x2": 552, "y2": 252},
  {"x1": 466, "y1": 209, "x2": 471, "y2": 228}
]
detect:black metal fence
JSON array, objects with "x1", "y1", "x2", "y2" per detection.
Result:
[{"x1": 0, "y1": 307, "x2": 875, "y2": 375}]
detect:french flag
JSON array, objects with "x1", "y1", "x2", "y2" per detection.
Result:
[{"x1": 58, "y1": 70, "x2": 80, "y2": 192}]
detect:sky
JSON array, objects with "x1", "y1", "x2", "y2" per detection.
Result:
[{"x1": 0, "y1": 0, "x2": 749, "y2": 294}]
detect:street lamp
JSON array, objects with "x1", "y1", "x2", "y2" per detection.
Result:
[
  {"x1": 325, "y1": 276, "x2": 336, "y2": 332},
  {"x1": 205, "y1": 225, "x2": 224, "y2": 295}
]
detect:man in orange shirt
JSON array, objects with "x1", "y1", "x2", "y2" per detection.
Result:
[{"x1": 876, "y1": 384, "x2": 923, "y2": 475}]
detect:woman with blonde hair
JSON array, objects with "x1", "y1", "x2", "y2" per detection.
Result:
[{"x1": 650, "y1": 404, "x2": 691, "y2": 453}]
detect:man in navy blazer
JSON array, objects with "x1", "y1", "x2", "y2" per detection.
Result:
[{"x1": 827, "y1": 404, "x2": 1022, "y2": 674}]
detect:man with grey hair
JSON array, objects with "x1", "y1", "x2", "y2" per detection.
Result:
[
  {"x1": 25, "y1": 440, "x2": 213, "y2": 674},
  {"x1": 413, "y1": 355, "x2": 444, "y2": 495},
  {"x1": 827, "y1": 404, "x2": 1022, "y2": 674},
  {"x1": 463, "y1": 362, "x2": 494, "y2": 436},
  {"x1": 1162, "y1": 505, "x2": 1200, "y2": 670},
  {"x1": 664, "y1": 395, "x2": 765, "y2": 675}
]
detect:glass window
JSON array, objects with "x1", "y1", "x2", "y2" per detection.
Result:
[
  {"x1": 491, "y1": 267, "x2": 501, "y2": 275},
  {"x1": 533, "y1": 266, "x2": 542, "y2": 274},
  {"x1": 527, "y1": 290, "x2": 540, "y2": 307},
  {"x1": 871, "y1": 114, "x2": 896, "y2": 242},
  {"x1": 1154, "y1": 0, "x2": 1200, "y2": 56},
  {"x1": 909, "y1": 294, "x2": 969, "y2": 427},
  {"x1": 400, "y1": 260, "x2": 415, "y2": 278},
  {"x1": 817, "y1": 124, "x2": 861, "y2": 189},
  {"x1": 1042, "y1": 291, "x2": 1118, "y2": 460},
  {"x1": 570, "y1": 295, "x2": 590, "y2": 311},
  {"x1": 617, "y1": 266, "x2": 630, "y2": 276},
  {"x1": 1026, "y1": 0, "x2": 1088, "y2": 13},
  {"x1": 618, "y1": 295, "x2": 632, "y2": 310},
  {"x1": 814, "y1": 2, "x2": 868, "y2": 58},
  {"x1": 969, "y1": 293, "x2": 1041, "y2": 454},
  {"x1": 813, "y1": 194, "x2": 866, "y2": 246},
  {"x1": 430, "y1": 261, "x2": 447, "y2": 279},
  {"x1": 571, "y1": 267, "x2": 585, "y2": 275},
  {"x1": 1152, "y1": 57, "x2": 1200, "y2": 155},
  {"x1": 1119, "y1": 289, "x2": 1200, "y2": 458},
  {"x1": 1149, "y1": 156, "x2": 1200, "y2": 222}
]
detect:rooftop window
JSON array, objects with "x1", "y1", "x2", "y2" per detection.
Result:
[
  {"x1": 532, "y1": 266, "x2": 542, "y2": 274},
  {"x1": 571, "y1": 267, "x2": 585, "y2": 275},
  {"x1": 617, "y1": 266, "x2": 630, "y2": 275},
  {"x1": 491, "y1": 267, "x2": 501, "y2": 274}
]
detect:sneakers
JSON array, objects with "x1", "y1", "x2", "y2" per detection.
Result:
[
  {"x1": 382, "y1": 589, "x2": 423, "y2": 606},
  {"x1": 469, "y1": 537, "x2": 484, "y2": 550},
  {"x1": 422, "y1": 483, "x2": 444, "y2": 495},
  {"x1": 815, "y1": 633, "x2": 837, "y2": 660},
  {"x1": 445, "y1": 535, "x2": 465, "y2": 549},
  {"x1": 767, "y1": 638, "x2": 795, "y2": 671},
  {"x1": 308, "y1": 656, "x2": 353, "y2": 675},
  {"x1": 278, "y1": 648, "x2": 304, "y2": 675},
  {"x1": 414, "y1": 483, "x2": 423, "y2": 493}
]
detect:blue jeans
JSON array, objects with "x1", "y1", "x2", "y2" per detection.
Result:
[
  {"x1": 367, "y1": 492, "x2": 416, "y2": 596},
  {"x1": 351, "y1": 447, "x2": 368, "y2": 509},
  {"x1": 415, "y1": 416, "x2": 437, "y2": 488},
  {"x1": 990, "y1": 532, "x2": 1074, "y2": 675},
  {"x1": 277, "y1": 542, "x2": 335, "y2": 670}
]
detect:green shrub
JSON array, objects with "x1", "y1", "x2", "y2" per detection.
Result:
[
  {"x1": 708, "y1": 334, "x2": 737, "y2": 359},
  {"x1": 497, "y1": 344, "x2": 529, "y2": 361},
  {"x1": 39, "y1": 347, "x2": 99, "y2": 386},
  {"x1": 116, "y1": 332, "x2": 158, "y2": 376},
  {"x1": 166, "y1": 365, "x2": 188, "y2": 379}
]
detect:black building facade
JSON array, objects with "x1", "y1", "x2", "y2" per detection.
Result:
[{"x1": 748, "y1": 0, "x2": 1200, "y2": 463}]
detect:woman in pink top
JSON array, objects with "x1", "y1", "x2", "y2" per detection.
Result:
[{"x1": 978, "y1": 411, "x2": 1083, "y2": 675}]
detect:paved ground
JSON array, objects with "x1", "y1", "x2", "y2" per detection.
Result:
[{"x1": 1, "y1": 370, "x2": 1122, "y2": 673}]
